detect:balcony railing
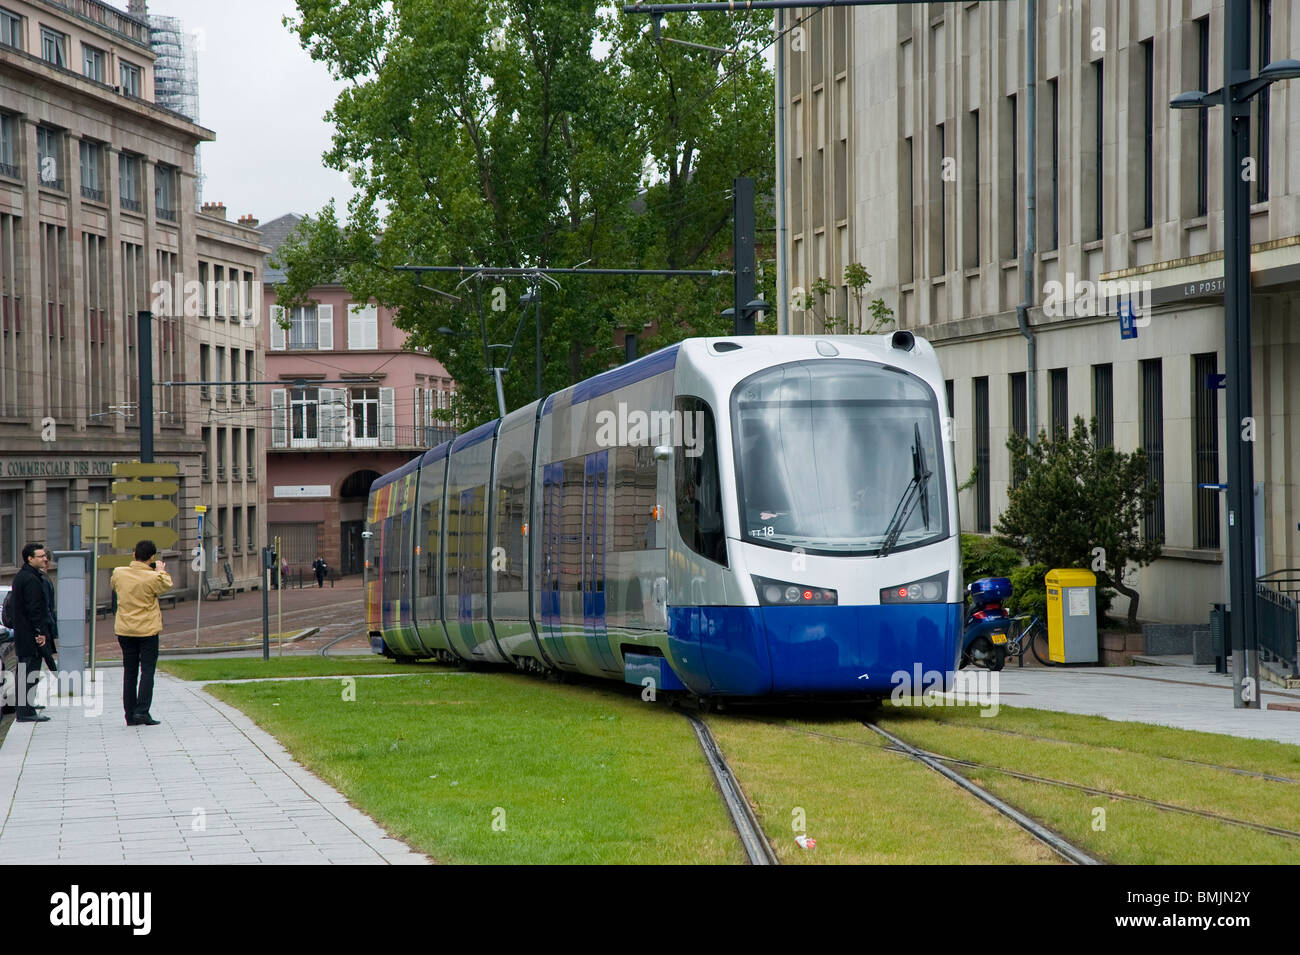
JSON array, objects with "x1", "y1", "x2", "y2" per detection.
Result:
[
  {"x1": 271, "y1": 424, "x2": 459, "y2": 451},
  {"x1": 0, "y1": 162, "x2": 18, "y2": 180},
  {"x1": 39, "y1": 177, "x2": 65, "y2": 192},
  {"x1": 80, "y1": 184, "x2": 103, "y2": 201},
  {"x1": 156, "y1": 206, "x2": 176, "y2": 222},
  {"x1": 120, "y1": 196, "x2": 141, "y2": 212}
]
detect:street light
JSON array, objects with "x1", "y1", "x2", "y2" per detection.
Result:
[{"x1": 1169, "y1": 8, "x2": 1300, "y2": 709}]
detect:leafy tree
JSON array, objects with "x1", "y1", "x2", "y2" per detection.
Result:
[
  {"x1": 277, "y1": 0, "x2": 773, "y2": 427},
  {"x1": 996, "y1": 416, "x2": 1162, "y2": 629}
]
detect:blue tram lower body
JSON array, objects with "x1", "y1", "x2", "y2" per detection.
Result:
[{"x1": 666, "y1": 603, "x2": 963, "y2": 696}]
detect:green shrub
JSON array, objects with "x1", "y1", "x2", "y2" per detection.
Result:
[
  {"x1": 1009, "y1": 563, "x2": 1049, "y2": 619},
  {"x1": 961, "y1": 533, "x2": 1023, "y2": 583}
]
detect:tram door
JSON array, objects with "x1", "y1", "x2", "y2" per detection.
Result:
[
  {"x1": 540, "y1": 462, "x2": 573, "y2": 665},
  {"x1": 583, "y1": 450, "x2": 618, "y2": 672}
]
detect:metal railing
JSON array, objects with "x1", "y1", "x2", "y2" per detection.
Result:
[
  {"x1": 270, "y1": 423, "x2": 459, "y2": 452},
  {"x1": 0, "y1": 162, "x2": 19, "y2": 180},
  {"x1": 1254, "y1": 571, "x2": 1300, "y2": 679},
  {"x1": 156, "y1": 206, "x2": 176, "y2": 222},
  {"x1": 120, "y1": 196, "x2": 141, "y2": 212},
  {"x1": 80, "y1": 184, "x2": 103, "y2": 201}
]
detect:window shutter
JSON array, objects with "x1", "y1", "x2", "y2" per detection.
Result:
[
  {"x1": 270, "y1": 306, "x2": 285, "y2": 351},
  {"x1": 271, "y1": 388, "x2": 287, "y2": 448},
  {"x1": 413, "y1": 386, "x2": 423, "y2": 439},
  {"x1": 348, "y1": 304, "x2": 363, "y2": 349},
  {"x1": 317, "y1": 304, "x2": 333, "y2": 350},
  {"x1": 319, "y1": 387, "x2": 345, "y2": 447},
  {"x1": 363, "y1": 305, "x2": 378, "y2": 348},
  {"x1": 379, "y1": 387, "x2": 395, "y2": 446}
]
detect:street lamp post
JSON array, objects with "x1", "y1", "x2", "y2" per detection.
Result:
[{"x1": 1172, "y1": 1, "x2": 1300, "y2": 709}]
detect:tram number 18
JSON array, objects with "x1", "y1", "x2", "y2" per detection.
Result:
[{"x1": 749, "y1": 526, "x2": 775, "y2": 538}]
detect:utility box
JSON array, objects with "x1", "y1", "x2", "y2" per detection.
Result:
[{"x1": 1045, "y1": 568, "x2": 1098, "y2": 664}]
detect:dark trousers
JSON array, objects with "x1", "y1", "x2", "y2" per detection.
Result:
[
  {"x1": 118, "y1": 635, "x2": 159, "y2": 721},
  {"x1": 15, "y1": 652, "x2": 41, "y2": 717},
  {"x1": 315, "y1": 571, "x2": 325, "y2": 588}
]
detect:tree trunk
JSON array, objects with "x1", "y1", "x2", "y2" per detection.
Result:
[{"x1": 1108, "y1": 572, "x2": 1141, "y2": 630}]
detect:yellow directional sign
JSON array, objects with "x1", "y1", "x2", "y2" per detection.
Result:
[
  {"x1": 81, "y1": 504, "x2": 114, "y2": 543},
  {"x1": 96, "y1": 553, "x2": 136, "y2": 569},
  {"x1": 112, "y1": 499, "x2": 179, "y2": 524},
  {"x1": 112, "y1": 462, "x2": 179, "y2": 478},
  {"x1": 112, "y1": 526, "x2": 179, "y2": 550},
  {"x1": 111, "y1": 480, "x2": 179, "y2": 497}
]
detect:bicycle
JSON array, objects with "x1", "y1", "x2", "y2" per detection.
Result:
[{"x1": 1005, "y1": 614, "x2": 1054, "y2": 667}]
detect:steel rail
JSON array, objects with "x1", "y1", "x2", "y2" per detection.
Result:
[
  {"x1": 683, "y1": 712, "x2": 779, "y2": 865},
  {"x1": 865, "y1": 721, "x2": 1103, "y2": 866}
]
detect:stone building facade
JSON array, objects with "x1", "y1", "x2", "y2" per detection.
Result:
[{"x1": 780, "y1": 0, "x2": 1299, "y2": 623}]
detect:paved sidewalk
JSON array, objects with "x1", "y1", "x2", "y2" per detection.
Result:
[
  {"x1": 0, "y1": 669, "x2": 429, "y2": 865},
  {"x1": 993, "y1": 663, "x2": 1300, "y2": 745}
]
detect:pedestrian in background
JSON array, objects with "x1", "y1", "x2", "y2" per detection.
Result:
[
  {"x1": 39, "y1": 560, "x2": 58, "y2": 675},
  {"x1": 10, "y1": 544, "x2": 52, "y2": 722},
  {"x1": 110, "y1": 540, "x2": 173, "y2": 727},
  {"x1": 312, "y1": 555, "x2": 327, "y2": 588}
]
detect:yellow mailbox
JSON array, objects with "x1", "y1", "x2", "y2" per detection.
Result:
[{"x1": 1045, "y1": 568, "x2": 1099, "y2": 664}]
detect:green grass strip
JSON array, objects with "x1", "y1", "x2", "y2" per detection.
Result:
[
  {"x1": 206, "y1": 673, "x2": 745, "y2": 864},
  {"x1": 160, "y1": 657, "x2": 439, "y2": 681}
]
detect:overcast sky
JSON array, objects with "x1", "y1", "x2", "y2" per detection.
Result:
[{"x1": 149, "y1": 0, "x2": 355, "y2": 223}]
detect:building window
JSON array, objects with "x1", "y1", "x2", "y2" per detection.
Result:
[
  {"x1": 46, "y1": 486, "x2": 67, "y2": 552},
  {"x1": 1255, "y1": 0, "x2": 1271, "y2": 203},
  {"x1": 82, "y1": 43, "x2": 105, "y2": 82},
  {"x1": 1194, "y1": 353, "x2": 1220, "y2": 549},
  {"x1": 245, "y1": 429, "x2": 255, "y2": 480},
  {"x1": 119, "y1": 153, "x2": 140, "y2": 211},
  {"x1": 0, "y1": 7, "x2": 21, "y2": 49},
  {"x1": 120, "y1": 60, "x2": 141, "y2": 97},
  {"x1": 1196, "y1": 17, "x2": 1210, "y2": 217},
  {"x1": 1141, "y1": 358, "x2": 1165, "y2": 542},
  {"x1": 945, "y1": 379, "x2": 955, "y2": 421},
  {"x1": 155, "y1": 164, "x2": 177, "y2": 221},
  {"x1": 36, "y1": 126, "x2": 63, "y2": 191},
  {"x1": 901, "y1": 137, "x2": 914, "y2": 283},
  {"x1": 1142, "y1": 38, "x2": 1154, "y2": 229},
  {"x1": 1049, "y1": 367, "x2": 1068, "y2": 441},
  {"x1": 963, "y1": 108, "x2": 979, "y2": 268},
  {"x1": 347, "y1": 304, "x2": 378, "y2": 349},
  {"x1": 1047, "y1": 77, "x2": 1059, "y2": 251},
  {"x1": 1092, "y1": 60, "x2": 1104, "y2": 240},
  {"x1": 247, "y1": 506, "x2": 256, "y2": 553},
  {"x1": 0, "y1": 488, "x2": 19, "y2": 566},
  {"x1": 0, "y1": 112, "x2": 17, "y2": 179},
  {"x1": 973, "y1": 376, "x2": 990, "y2": 533},
  {"x1": 1009, "y1": 372, "x2": 1027, "y2": 488},
  {"x1": 289, "y1": 306, "x2": 317, "y2": 349},
  {"x1": 351, "y1": 387, "x2": 379, "y2": 445},
  {"x1": 79, "y1": 140, "x2": 103, "y2": 201},
  {"x1": 1092, "y1": 363, "x2": 1114, "y2": 449},
  {"x1": 934, "y1": 122, "x2": 946, "y2": 275},
  {"x1": 290, "y1": 387, "x2": 319, "y2": 446},
  {"x1": 1003, "y1": 94, "x2": 1017, "y2": 260},
  {"x1": 40, "y1": 26, "x2": 66, "y2": 67}
]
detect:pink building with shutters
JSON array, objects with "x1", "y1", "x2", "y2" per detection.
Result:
[{"x1": 258, "y1": 213, "x2": 457, "y2": 576}]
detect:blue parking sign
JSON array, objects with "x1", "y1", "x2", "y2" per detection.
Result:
[{"x1": 1118, "y1": 300, "x2": 1138, "y2": 339}]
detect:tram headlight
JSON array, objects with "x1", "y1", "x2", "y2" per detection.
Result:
[
  {"x1": 752, "y1": 575, "x2": 837, "y2": 606},
  {"x1": 879, "y1": 571, "x2": 949, "y2": 604}
]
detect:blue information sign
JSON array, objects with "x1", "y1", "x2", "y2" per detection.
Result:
[{"x1": 1118, "y1": 300, "x2": 1138, "y2": 339}]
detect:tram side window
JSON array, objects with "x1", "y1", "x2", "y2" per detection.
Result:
[
  {"x1": 560, "y1": 457, "x2": 585, "y2": 591},
  {"x1": 613, "y1": 444, "x2": 660, "y2": 552},
  {"x1": 494, "y1": 451, "x2": 528, "y2": 593},
  {"x1": 674, "y1": 396, "x2": 727, "y2": 567}
]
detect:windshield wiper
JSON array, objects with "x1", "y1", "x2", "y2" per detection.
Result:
[{"x1": 878, "y1": 422, "x2": 932, "y2": 558}]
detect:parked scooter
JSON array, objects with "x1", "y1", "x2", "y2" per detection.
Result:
[{"x1": 960, "y1": 577, "x2": 1012, "y2": 671}]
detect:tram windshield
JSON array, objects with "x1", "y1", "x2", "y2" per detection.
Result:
[{"x1": 732, "y1": 359, "x2": 948, "y2": 556}]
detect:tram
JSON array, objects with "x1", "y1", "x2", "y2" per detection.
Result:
[{"x1": 365, "y1": 332, "x2": 962, "y2": 698}]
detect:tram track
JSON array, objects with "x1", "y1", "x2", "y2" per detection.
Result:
[
  {"x1": 863, "y1": 721, "x2": 1103, "y2": 865},
  {"x1": 682, "y1": 712, "x2": 779, "y2": 865},
  {"x1": 712, "y1": 711, "x2": 1299, "y2": 859},
  {"x1": 318, "y1": 625, "x2": 372, "y2": 658},
  {"x1": 923, "y1": 717, "x2": 1300, "y2": 785}
]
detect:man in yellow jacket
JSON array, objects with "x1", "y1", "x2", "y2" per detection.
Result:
[{"x1": 110, "y1": 539, "x2": 173, "y2": 727}]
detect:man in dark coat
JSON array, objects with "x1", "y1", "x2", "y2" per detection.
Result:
[
  {"x1": 10, "y1": 543, "x2": 52, "y2": 722},
  {"x1": 39, "y1": 568, "x2": 58, "y2": 674},
  {"x1": 312, "y1": 556, "x2": 327, "y2": 588}
]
